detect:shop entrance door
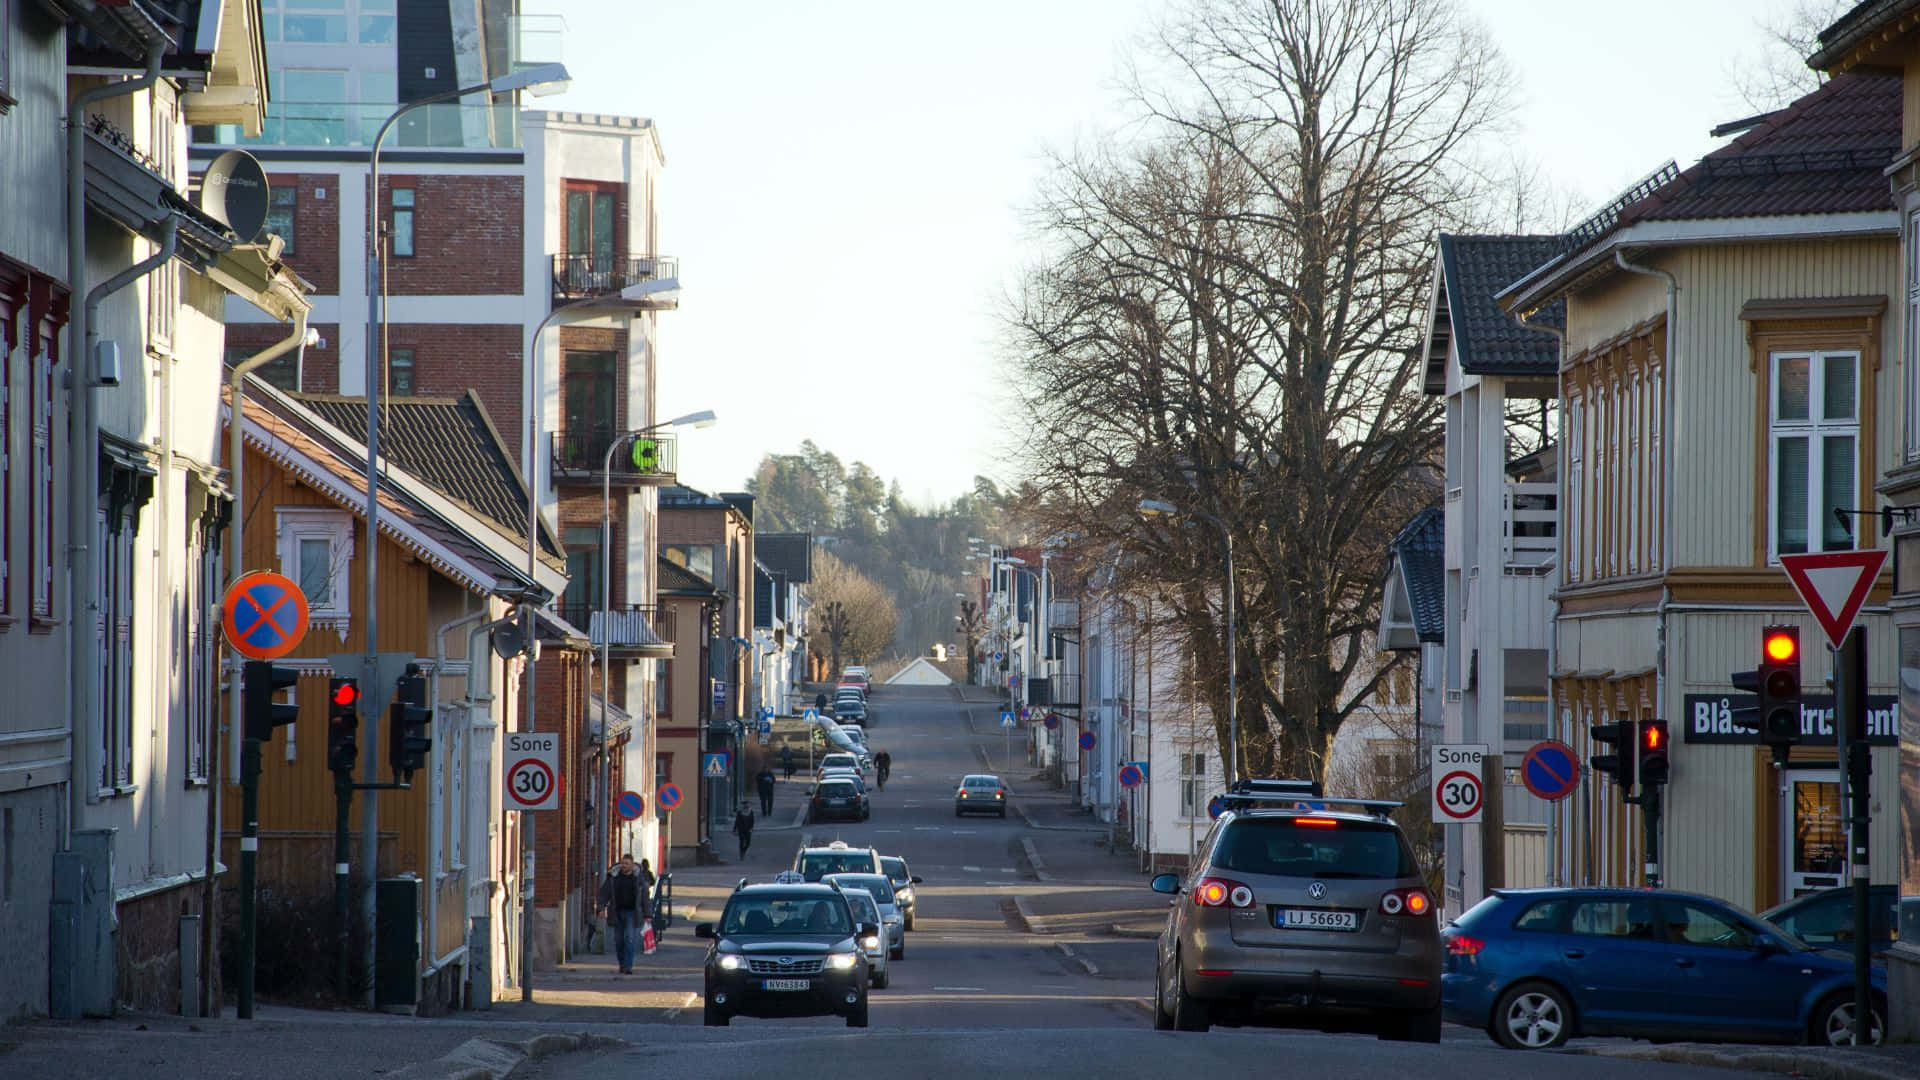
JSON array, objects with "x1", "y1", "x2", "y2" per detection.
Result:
[{"x1": 1780, "y1": 769, "x2": 1846, "y2": 898}]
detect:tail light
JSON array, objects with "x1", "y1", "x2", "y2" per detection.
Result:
[
  {"x1": 995, "y1": 789, "x2": 1006, "y2": 798},
  {"x1": 1193, "y1": 876, "x2": 1254, "y2": 909},
  {"x1": 1445, "y1": 933, "x2": 1485, "y2": 956},
  {"x1": 1380, "y1": 887, "x2": 1433, "y2": 916}
]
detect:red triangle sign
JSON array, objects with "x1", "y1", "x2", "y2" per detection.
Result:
[{"x1": 1778, "y1": 549, "x2": 1888, "y2": 649}]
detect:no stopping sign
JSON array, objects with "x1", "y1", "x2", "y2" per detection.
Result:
[{"x1": 505, "y1": 731, "x2": 561, "y2": 812}]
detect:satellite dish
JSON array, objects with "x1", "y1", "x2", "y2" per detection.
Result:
[
  {"x1": 491, "y1": 620, "x2": 527, "y2": 659},
  {"x1": 199, "y1": 150, "x2": 271, "y2": 243}
]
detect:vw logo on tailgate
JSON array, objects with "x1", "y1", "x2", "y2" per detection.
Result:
[{"x1": 1306, "y1": 882, "x2": 1328, "y2": 900}]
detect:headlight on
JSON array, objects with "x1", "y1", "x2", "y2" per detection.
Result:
[
  {"x1": 717, "y1": 954, "x2": 745, "y2": 971},
  {"x1": 897, "y1": 888, "x2": 914, "y2": 904},
  {"x1": 827, "y1": 951, "x2": 859, "y2": 971},
  {"x1": 861, "y1": 935, "x2": 881, "y2": 950}
]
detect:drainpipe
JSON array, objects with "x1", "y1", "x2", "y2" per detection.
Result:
[
  {"x1": 1515, "y1": 305, "x2": 1568, "y2": 886},
  {"x1": 1613, "y1": 248, "x2": 1678, "y2": 888}
]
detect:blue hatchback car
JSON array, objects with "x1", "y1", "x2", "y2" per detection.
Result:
[{"x1": 1441, "y1": 888, "x2": 1885, "y2": 1050}]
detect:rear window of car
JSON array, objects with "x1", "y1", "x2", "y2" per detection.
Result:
[
  {"x1": 963, "y1": 776, "x2": 1000, "y2": 788},
  {"x1": 819, "y1": 780, "x2": 856, "y2": 795},
  {"x1": 821, "y1": 755, "x2": 856, "y2": 767},
  {"x1": 1209, "y1": 818, "x2": 1417, "y2": 879}
]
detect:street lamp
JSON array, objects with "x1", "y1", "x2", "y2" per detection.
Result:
[
  {"x1": 597, "y1": 409, "x2": 717, "y2": 886},
  {"x1": 1139, "y1": 498, "x2": 1239, "y2": 784},
  {"x1": 355, "y1": 60, "x2": 569, "y2": 1009}
]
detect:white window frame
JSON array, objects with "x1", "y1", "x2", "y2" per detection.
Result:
[
  {"x1": 1906, "y1": 206, "x2": 1920, "y2": 462},
  {"x1": 1179, "y1": 749, "x2": 1207, "y2": 819},
  {"x1": 1768, "y1": 350, "x2": 1861, "y2": 562},
  {"x1": 276, "y1": 507, "x2": 353, "y2": 633}
]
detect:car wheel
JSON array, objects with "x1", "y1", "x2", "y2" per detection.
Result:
[
  {"x1": 872, "y1": 968, "x2": 889, "y2": 989},
  {"x1": 1492, "y1": 981, "x2": 1572, "y2": 1050},
  {"x1": 846, "y1": 993, "x2": 870, "y2": 1028},
  {"x1": 1153, "y1": 956, "x2": 1175, "y2": 1031},
  {"x1": 1172, "y1": 955, "x2": 1210, "y2": 1033},
  {"x1": 1379, "y1": 1005, "x2": 1443, "y2": 1043},
  {"x1": 703, "y1": 999, "x2": 730, "y2": 1026},
  {"x1": 890, "y1": 939, "x2": 904, "y2": 961},
  {"x1": 1812, "y1": 991, "x2": 1885, "y2": 1046}
]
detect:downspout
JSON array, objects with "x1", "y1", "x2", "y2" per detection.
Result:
[
  {"x1": 66, "y1": 47, "x2": 166, "y2": 837},
  {"x1": 1515, "y1": 304, "x2": 1568, "y2": 886},
  {"x1": 202, "y1": 309, "x2": 308, "y2": 1017},
  {"x1": 1613, "y1": 248, "x2": 1678, "y2": 888},
  {"x1": 430, "y1": 606, "x2": 488, "y2": 975}
]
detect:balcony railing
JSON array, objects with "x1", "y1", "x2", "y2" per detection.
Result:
[
  {"x1": 1041, "y1": 674, "x2": 1082, "y2": 710},
  {"x1": 550, "y1": 429, "x2": 678, "y2": 485},
  {"x1": 1504, "y1": 481, "x2": 1558, "y2": 570},
  {"x1": 205, "y1": 101, "x2": 522, "y2": 150},
  {"x1": 560, "y1": 603, "x2": 675, "y2": 654},
  {"x1": 550, "y1": 254, "x2": 679, "y2": 303}
]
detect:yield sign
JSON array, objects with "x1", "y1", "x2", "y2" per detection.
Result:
[{"x1": 1779, "y1": 549, "x2": 1888, "y2": 649}]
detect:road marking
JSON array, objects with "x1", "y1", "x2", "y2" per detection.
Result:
[
  {"x1": 661, "y1": 990, "x2": 699, "y2": 1019},
  {"x1": 998, "y1": 867, "x2": 1016, "y2": 873},
  {"x1": 914, "y1": 826, "x2": 941, "y2": 831},
  {"x1": 932, "y1": 986, "x2": 986, "y2": 992},
  {"x1": 963, "y1": 865, "x2": 982, "y2": 873},
  {"x1": 874, "y1": 828, "x2": 902, "y2": 833},
  {"x1": 951, "y1": 829, "x2": 976, "y2": 835}
]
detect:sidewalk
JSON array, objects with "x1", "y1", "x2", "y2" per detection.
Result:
[{"x1": 1566, "y1": 1040, "x2": 1920, "y2": 1080}]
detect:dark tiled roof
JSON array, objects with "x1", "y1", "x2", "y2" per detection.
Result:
[
  {"x1": 660, "y1": 483, "x2": 727, "y2": 508},
  {"x1": 1809, "y1": 1, "x2": 1918, "y2": 70},
  {"x1": 1391, "y1": 507, "x2": 1444, "y2": 646},
  {"x1": 658, "y1": 556, "x2": 715, "y2": 595},
  {"x1": 1433, "y1": 235, "x2": 1565, "y2": 388},
  {"x1": 1617, "y1": 72, "x2": 1898, "y2": 225},
  {"x1": 294, "y1": 391, "x2": 561, "y2": 561},
  {"x1": 757, "y1": 532, "x2": 814, "y2": 584}
]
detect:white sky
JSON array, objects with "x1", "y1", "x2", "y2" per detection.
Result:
[{"x1": 529, "y1": 0, "x2": 1814, "y2": 504}]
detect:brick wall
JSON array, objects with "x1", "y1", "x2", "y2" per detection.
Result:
[
  {"x1": 270, "y1": 172, "x2": 342, "y2": 296},
  {"x1": 555, "y1": 324, "x2": 631, "y2": 433},
  {"x1": 223, "y1": 321, "x2": 340, "y2": 394},
  {"x1": 383, "y1": 322, "x2": 522, "y2": 448},
  {"x1": 376, "y1": 173, "x2": 524, "y2": 296},
  {"x1": 525, "y1": 645, "x2": 590, "y2": 949}
]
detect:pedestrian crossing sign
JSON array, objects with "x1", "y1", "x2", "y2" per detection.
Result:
[
  {"x1": 703, "y1": 753, "x2": 729, "y2": 778},
  {"x1": 1000, "y1": 710, "x2": 1015, "y2": 728}
]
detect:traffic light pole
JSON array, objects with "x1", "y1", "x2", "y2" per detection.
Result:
[
  {"x1": 1833, "y1": 627, "x2": 1873, "y2": 1043},
  {"x1": 1638, "y1": 784, "x2": 1662, "y2": 889},
  {"x1": 238, "y1": 733, "x2": 261, "y2": 1019}
]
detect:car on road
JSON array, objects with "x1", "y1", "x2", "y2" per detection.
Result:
[
  {"x1": 832, "y1": 695, "x2": 869, "y2": 724},
  {"x1": 1442, "y1": 887, "x2": 1888, "y2": 1049},
  {"x1": 1149, "y1": 780, "x2": 1441, "y2": 1041},
  {"x1": 1760, "y1": 885, "x2": 1898, "y2": 955},
  {"x1": 880, "y1": 855, "x2": 923, "y2": 930},
  {"x1": 840, "y1": 668, "x2": 870, "y2": 693},
  {"x1": 838, "y1": 724, "x2": 870, "y2": 751},
  {"x1": 697, "y1": 880, "x2": 876, "y2": 1027},
  {"x1": 824, "y1": 872, "x2": 906, "y2": 959},
  {"x1": 794, "y1": 841, "x2": 884, "y2": 881},
  {"x1": 819, "y1": 767, "x2": 866, "y2": 792},
  {"x1": 954, "y1": 774, "x2": 1007, "y2": 817},
  {"x1": 818, "y1": 752, "x2": 864, "y2": 777},
  {"x1": 839, "y1": 887, "x2": 891, "y2": 988},
  {"x1": 808, "y1": 777, "x2": 870, "y2": 823}
]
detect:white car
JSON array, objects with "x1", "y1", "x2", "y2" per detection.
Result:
[
  {"x1": 823, "y1": 872, "x2": 906, "y2": 960},
  {"x1": 839, "y1": 887, "x2": 891, "y2": 988}
]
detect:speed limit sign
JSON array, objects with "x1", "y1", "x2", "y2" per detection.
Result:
[
  {"x1": 1431, "y1": 744, "x2": 1487, "y2": 823},
  {"x1": 505, "y1": 731, "x2": 561, "y2": 812}
]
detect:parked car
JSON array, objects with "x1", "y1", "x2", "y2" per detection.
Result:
[
  {"x1": 839, "y1": 887, "x2": 891, "y2": 988},
  {"x1": 819, "y1": 767, "x2": 866, "y2": 792},
  {"x1": 793, "y1": 841, "x2": 884, "y2": 881},
  {"x1": 697, "y1": 881, "x2": 875, "y2": 1027},
  {"x1": 808, "y1": 777, "x2": 869, "y2": 823},
  {"x1": 823, "y1": 872, "x2": 906, "y2": 959},
  {"x1": 1442, "y1": 887, "x2": 1888, "y2": 1049},
  {"x1": 840, "y1": 668, "x2": 870, "y2": 692},
  {"x1": 954, "y1": 774, "x2": 1008, "y2": 817},
  {"x1": 1149, "y1": 782, "x2": 1440, "y2": 1040},
  {"x1": 880, "y1": 855, "x2": 923, "y2": 931},
  {"x1": 1761, "y1": 885, "x2": 1898, "y2": 955}
]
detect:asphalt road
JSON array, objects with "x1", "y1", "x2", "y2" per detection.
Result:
[{"x1": 519, "y1": 685, "x2": 1760, "y2": 1079}]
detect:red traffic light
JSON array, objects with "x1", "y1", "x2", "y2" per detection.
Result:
[
  {"x1": 1642, "y1": 724, "x2": 1664, "y2": 751},
  {"x1": 1764, "y1": 631, "x2": 1797, "y2": 663},
  {"x1": 331, "y1": 682, "x2": 360, "y2": 707}
]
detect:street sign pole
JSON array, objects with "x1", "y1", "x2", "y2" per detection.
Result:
[{"x1": 1833, "y1": 627, "x2": 1872, "y2": 1043}]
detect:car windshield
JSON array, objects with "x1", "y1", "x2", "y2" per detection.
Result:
[
  {"x1": 799, "y1": 851, "x2": 875, "y2": 879},
  {"x1": 821, "y1": 755, "x2": 856, "y2": 768},
  {"x1": 721, "y1": 893, "x2": 853, "y2": 936},
  {"x1": 880, "y1": 857, "x2": 909, "y2": 885},
  {"x1": 825, "y1": 873, "x2": 895, "y2": 904},
  {"x1": 842, "y1": 890, "x2": 880, "y2": 924},
  {"x1": 1211, "y1": 818, "x2": 1417, "y2": 879}
]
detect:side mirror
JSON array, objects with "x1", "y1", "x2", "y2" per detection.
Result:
[
  {"x1": 859, "y1": 921, "x2": 880, "y2": 938},
  {"x1": 694, "y1": 922, "x2": 716, "y2": 939},
  {"x1": 911, "y1": 875, "x2": 924, "y2": 885},
  {"x1": 1753, "y1": 932, "x2": 1786, "y2": 954},
  {"x1": 1150, "y1": 873, "x2": 1182, "y2": 895}
]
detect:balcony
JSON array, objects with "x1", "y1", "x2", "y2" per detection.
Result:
[
  {"x1": 550, "y1": 429, "x2": 678, "y2": 486},
  {"x1": 1041, "y1": 674, "x2": 1082, "y2": 711},
  {"x1": 561, "y1": 603, "x2": 675, "y2": 658},
  {"x1": 1504, "y1": 481, "x2": 1557, "y2": 571},
  {"x1": 205, "y1": 101, "x2": 523, "y2": 151},
  {"x1": 550, "y1": 254, "x2": 680, "y2": 306}
]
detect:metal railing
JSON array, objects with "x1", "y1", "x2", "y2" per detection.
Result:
[
  {"x1": 550, "y1": 254, "x2": 679, "y2": 301},
  {"x1": 1042, "y1": 673, "x2": 1082, "y2": 710},
  {"x1": 209, "y1": 101, "x2": 523, "y2": 150},
  {"x1": 550, "y1": 429, "x2": 678, "y2": 482},
  {"x1": 559, "y1": 603, "x2": 675, "y2": 650}
]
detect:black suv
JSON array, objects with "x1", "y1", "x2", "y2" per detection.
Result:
[{"x1": 697, "y1": 880, "x2": 878, "y2": 1027}]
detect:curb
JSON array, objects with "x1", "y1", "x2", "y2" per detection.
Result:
[
  {"x1": 1053, "y1": 941, "x2": 1100, "y2": 977},
  {"x1": 1565, "y1": 1043, "x2": 1920, "y2": 1080},
  {"x1": 1020, "y1": 836, "x2": 1052, "y2": 883},
  {"x1": 1107, "y1": 922, "x2": 1160, "y2": 940},
  {"x1": 388, "y1": 1031, "x2": 626, "y2": 1080},
  {"x1": 1011, "y1": 893, "x2": 1049, "y2": 935}
]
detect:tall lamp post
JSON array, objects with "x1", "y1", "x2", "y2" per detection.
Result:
[
  {"x1": 1139, "y1": 499, "x2": 1238, "y2": 784},
  {"x1": 358, "y1": 60, "x2": 569, "y2": 1008},
  {"x1": 597, "y1": 410, "x2": 716, "y2": 888}
]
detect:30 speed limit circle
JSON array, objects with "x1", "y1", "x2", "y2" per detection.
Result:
[{"x1": 505, "y1": 731, "x2": 561, "y2": 812}]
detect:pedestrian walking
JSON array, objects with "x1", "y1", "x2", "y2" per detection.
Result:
[
  {"x1": 734, "y1": 806, "x2": 755, "y2": 858},
  {"x1": 875, "y1": 749, "x2": 891, "y2": 791},
  {"x1": 781, "y1": 743, "x2": 796, "y2": 779},
  {"x1": 596, "y1": 853, "x2": 650, "y2": 974},
  {"x1": 756, "y1": 766, "x2": 777, "y2": 816}
]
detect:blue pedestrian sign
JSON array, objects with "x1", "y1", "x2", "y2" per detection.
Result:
[
  {"x1": 1520, "y1": 740, "x2": 1580, "y2": 802},
  {"x1": 999, "y1": 709, "x2": 1015, "y2": 729},
  {"x1": 803, "y1": 708, "x2": 820, "y2": 724},
  {"x1": 703, "y1": 753, "x2": 729, "y2": 778}
]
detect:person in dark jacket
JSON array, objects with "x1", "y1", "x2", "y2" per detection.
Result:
[
  {"x1": 734, "y1": 806, "x2": 755, "y2": 859},
  {"x1": 596, "y1": 854, "x2": 650, "y2": 974},
  {"x1": 874, "y1": 749, "x2": 892, "y2": 791},
  {"x1": 780, "y1": 743, "x2": 796, "y2": 779},
  {"x1": 756, "y1": 767, "x2": 777, "y2": 815}
]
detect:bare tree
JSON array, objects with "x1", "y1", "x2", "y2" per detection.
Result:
[
  {"x1": 1728, "y1": 1, "x2": 1850, "y2": 113},
  {"x1": 808, "y1": 550, "x2": 898, "y2": 667},
  {"x1": 1007, "y1": 0, "x2": 1502, "y2": 780}
]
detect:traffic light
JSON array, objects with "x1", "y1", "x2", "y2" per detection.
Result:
[
  {"x1": 1589, "y1": 720, "x2": 1637, "y2": 792},
  {"x1": 327, "y1": 677, "x2": 360, "y2": 773},
  {"x1": 242, "y1": 660, "x2": 300, "y2": 743},
  {"x1": 1759, "y1": 625, "x2": 1803, "y2": 759},
  {"x1": 1638, "y1": 720, "x2": 1670, "y2": 787},
  {"x1": 387, "y1": 665, "x2": 431, "y2": 781}
]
